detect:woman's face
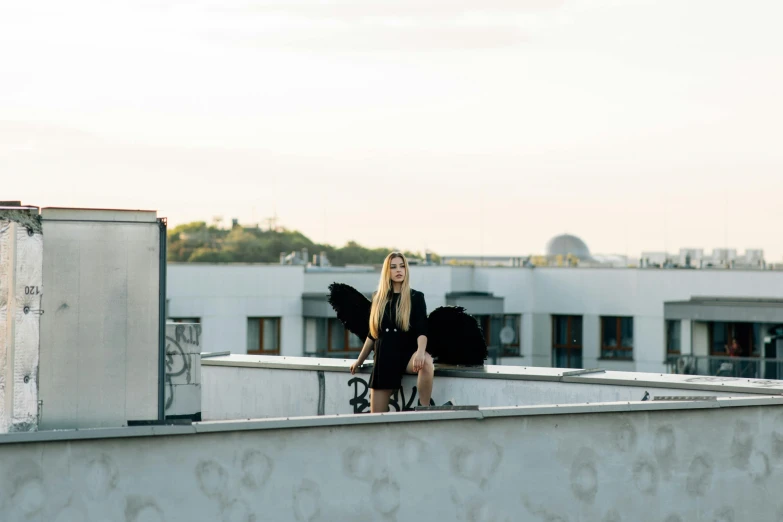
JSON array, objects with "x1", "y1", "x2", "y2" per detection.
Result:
[{"x1": 389, "y1": 256, "x2": 406, "y2": 285}]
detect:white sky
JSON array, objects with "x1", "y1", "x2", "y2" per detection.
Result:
[{"x1": 2, "y1": 0, "x2": 782, "y2": 258}]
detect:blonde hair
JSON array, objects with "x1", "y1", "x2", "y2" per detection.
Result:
[{"x1": 369, "y1": 252, "x2": 411, "y2": 339}]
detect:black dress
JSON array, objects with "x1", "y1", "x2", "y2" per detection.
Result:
[{"x1": 368, "y1": 289, "x2": 428, "y2": 390}]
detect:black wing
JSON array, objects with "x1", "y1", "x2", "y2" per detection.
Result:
[
  {"x1": 327, "y1": 282, "x2": 372, "y2": 341},
  {"x1": 426, "y1": 306, "x2": 487, "y2": 365}
]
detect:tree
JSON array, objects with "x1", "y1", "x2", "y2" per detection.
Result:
[{"x1": 166, "y1": 221, "x2": 437, "y2": 266}]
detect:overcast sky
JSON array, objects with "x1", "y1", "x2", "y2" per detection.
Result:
[{"x1": 2, "y1": 0, "x2": 782, "y2": 258}]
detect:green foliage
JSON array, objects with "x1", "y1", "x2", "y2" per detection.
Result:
[{"x1": 167, "y1": 222, "x2": 436, "y2": 266}]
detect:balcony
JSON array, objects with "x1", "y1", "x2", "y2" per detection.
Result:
[{"x1": 666, "y1": 354, "x2": 783, "y2": 380}]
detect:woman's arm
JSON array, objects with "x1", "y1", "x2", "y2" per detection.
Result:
[
  {"x1": 411, "y1": 291, "x2": 429, "y2": 371},
  {"x1": 412, "y1": 334, "x2": 429, "y2": 371},
  {"x1": 350, "y1": 337, "x2": 375, "y2": 374}
]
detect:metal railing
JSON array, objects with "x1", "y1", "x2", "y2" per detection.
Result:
[{"x1": 666, "y1": 354, "x2": 783, "y2": 380}]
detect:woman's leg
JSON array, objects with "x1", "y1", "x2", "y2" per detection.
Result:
[
  {"x1": 370, "y1": 389, "x2": 393, "y2": 413},
  {"x1": 407, "y1": 352, "x2": 435, "y2": 406}
]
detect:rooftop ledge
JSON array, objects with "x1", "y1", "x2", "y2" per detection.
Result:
[
  {"x1": 201, "y1": 353, "x2": 783, "y2": 396},
  {"x1": 2, "y1": 396, "x2": 781, "y2": 445}
]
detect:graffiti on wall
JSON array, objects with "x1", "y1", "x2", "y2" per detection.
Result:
[
  {"x1": 165, "y1": 324, "x2": 201, "y2": 413},
  {"x1": 347, "y1": 376, "x2": 451, "y2": 413}
]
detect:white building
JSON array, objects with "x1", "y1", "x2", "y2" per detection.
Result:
[{"x1": 167, "y1": 261, "x2": 783, "y2": 377}]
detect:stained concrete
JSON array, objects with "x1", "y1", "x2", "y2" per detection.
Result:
[{"x1": 0, "y1": 401, "x2": 781, "y2": 521}]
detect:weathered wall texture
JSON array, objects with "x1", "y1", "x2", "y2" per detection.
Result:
[
  {"x1": 0, "y1": 404, "x2": 781, "y2": 521},
  {"x1": 0, "y1": 214, "x2": 43, "y2": 433},
  {"x1": 165, "y1": 323, "x2": 201, "y2": 420}
]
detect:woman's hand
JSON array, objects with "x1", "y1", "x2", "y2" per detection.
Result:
[
  {"x1": 412, "y1": 351, "x2": 427, "y2": 372},
  {"x1": 350, "y1": 360, "x2": 362, "y2": 375}
]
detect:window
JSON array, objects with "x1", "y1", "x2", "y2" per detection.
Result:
[
  {"x1": 710, "y1": 321, "x2": 728, "y2": 355},
  {"x1": 327, "y1": 318, "x2": 363, "y2": 353},
  {"x1": 553, "y1": 315, "x2": 583, "y2": 368},
  {"x1": 247, "y1": 317, "x2": 281, "y2": 355},
  {"x1": 170, "y1": 317, "x2": 200, "y2": 324},
  {"x1": 475, "y1": 314, "x2": 521, "y2": 356},
  {"x1": 601, "y1": 316, "x2": 633, "y2": 360},
  {"x1": 666, "y1": 320, "x2": 681, "y2": 355},
  {"x1": 708, "y1": 321, "x2": 757, "y2": 357}
]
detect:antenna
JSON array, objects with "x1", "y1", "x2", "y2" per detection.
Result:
[{"x1": 263, "y1": 211, "x2": 279, "y2": 232}]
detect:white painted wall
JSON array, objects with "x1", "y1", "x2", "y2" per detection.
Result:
[
  {"x1": 303, "y1": 270, "x2": 377, "y2": 294},
  {"x1": 449, "y1": 266, "x2": 474, "y2": 292},
  {"x1": 681, "y1": 320, "x2": 692, "y2": 355},
  {"x1": 693, "y1": 321, "x2": 710, "y2": 356},
  {"x1": 583, "y1": 314, "x2": 602, "y2": 369},
  {"x1": 167, "y1": 264, "x2": 305, "y2": 356},
  {"x1": 304, "y1": 318, "x2": 317, "y2": 353},
  {"x1": 530, "y1": 313, "x2": 552, "y2": 367}
]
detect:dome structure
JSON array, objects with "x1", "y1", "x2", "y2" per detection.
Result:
[{"x1": 546, "y1": 234, "x2": 591, "y2": 259}]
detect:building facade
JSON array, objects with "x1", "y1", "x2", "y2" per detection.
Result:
[{"x1": 167, "y1": 263, "x2": 783, "y2": 375}]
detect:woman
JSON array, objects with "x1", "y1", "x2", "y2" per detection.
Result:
[{"x1": 350, "y1": 252, "x2": 434, "y2": 413}]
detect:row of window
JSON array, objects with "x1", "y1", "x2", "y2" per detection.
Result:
[
  {"x1": 172, "y1": 315, "x2": 767, "y2": 364},
  {"x1": 170, "y1": 315, "x2": 522, "y2": 357},
  {"x1": 172, "y1": 315, "x2": 636, "y2": 361}
]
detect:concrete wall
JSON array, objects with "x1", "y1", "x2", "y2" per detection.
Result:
[
  {"x1": 0, "y1": 210, "x2": 42, "y2": 433},
  {"x1": 1, "y1": 400, "x2": 782, "y2": 521},
  {"x1": 39, "y1": 209, "x2": 161, "y2": 429},
  {"x1": 200, "y1": 358, "x2": 778, "y2": 421}
]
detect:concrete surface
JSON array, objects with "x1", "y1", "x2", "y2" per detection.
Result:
[
  {"x1": 201, "y1": 355, "x2": 783, "y2": 420},
  {"x1": 0, "y1": 210, "x2": 43, "y2": 433},
  {"x1": 0, "y1": 399, "x2": 781, "y2": 521}
]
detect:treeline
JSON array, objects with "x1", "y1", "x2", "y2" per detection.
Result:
[{"x1": 167, "y1": 221, "x2": 438, "y2": 266}]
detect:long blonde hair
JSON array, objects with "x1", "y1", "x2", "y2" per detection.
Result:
[{"x1": 369, "y1": 252, "x2": 411, "y2": 339}]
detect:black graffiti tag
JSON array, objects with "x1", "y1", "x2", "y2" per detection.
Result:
[
  {"x1": 347, "y1": 376, "x2": 437, "y2": 413},
  {"x1": 348, "y1": 377, "x2": 369, "y2": 414},
  {"x1": 164, "y1": 336, "x2": 192, "y2": 411}
]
